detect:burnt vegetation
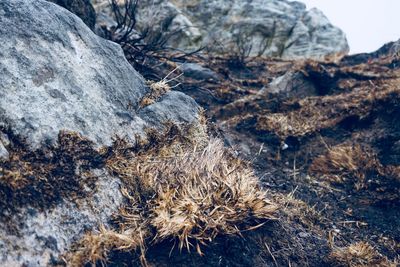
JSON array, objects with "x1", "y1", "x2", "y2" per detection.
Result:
[
  {"x1": 100, "y1": 0, "x2": 203, "y2": 79},
  {"x1": 2, "y1": 0, "x2": 400, "y2": 266},
  {"x1": 69, "y1": 1, "x2": 400, "y2": 265}
]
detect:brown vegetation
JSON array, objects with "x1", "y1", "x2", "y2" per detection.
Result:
[
  {"x1": 0, "y1": 131, "x2": 99, "y2": 212},
  {"x1": 309, "y1": 143, "x2": 385, "y2": 188},
  {"x1": 257, "y1": 79, "x2": 400, "y2": 139},
  {"x1": 330, "y1": 242, "x2": 397, "y2": 267},
  {"x1": 67, "y1": 137, "x2": 277, "y2": 266},
  {"x1": 309, "y1": 143, "x2": 400, "y2": 194}
]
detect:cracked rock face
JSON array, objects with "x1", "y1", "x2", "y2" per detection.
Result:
[
  {"x1": 0, "y1": 0, "x2": 201, "y2": 150},
  {"x1": 169, "y1": 0, "x2": 349, "y2": 59},
  {"x1": 93, "y1": 0, "x2": 349, "y2": 60}
]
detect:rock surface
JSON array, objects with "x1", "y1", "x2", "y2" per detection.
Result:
[
  {"x1": 0, "y1": 171, "x2": 123, "y2": 266},
  {"x1": 261, "y1": 71, "x2": 317, "y2": 98},
  {"x1": 181, "y1": 63, "x2": 219, "y2": 81},
  {"x1": 0, "y1": 142, "x2": 8, "y2": 161},
  {"x1": 0, "y1": 0, "x2": 201, "y2": 150},
  {"x1": 94, "y1": 0, "x2": 349, "y2": 60},
  {"x1": 341, "y1": 38, "x2": 400, "y2": 65}
]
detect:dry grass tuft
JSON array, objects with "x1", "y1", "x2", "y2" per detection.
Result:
[
  {"x1": 69, "y1": 138, "x2": 277, "y2": 265},
  {"x1": 144, "y1": 139, "x2": 277, "y2": 250},
  {"x1": 331, "y1": 242, "x2": 397, "y2": 267},
  {"x1": 139, "y1": 79, "x2": 171, "y2": 108},
  {"x1": 309, "y1": 144, "x2": 384, "y2": 189},
  {"x1": 114, "y1": 138, "x2": 278, "y2": 250},
  {"x1": 139, "y1": 67, "x2": 184, "y2": 108},
  {"x1": 309, "y1": 142, "x2": 400, "y2": 192},
  {"x1": 67, "y1": 224, "x2": 148, "y2": 267}
]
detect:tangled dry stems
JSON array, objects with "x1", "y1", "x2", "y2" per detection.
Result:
[
  {"x1": 331, "y1": 242, "x2": 397, "y2": 267},
  {"x1": 68, "y1": 138, "x2": 277, "y2": 265}
]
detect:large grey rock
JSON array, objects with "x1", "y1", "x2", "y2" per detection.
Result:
[
  {"x1": 139, "y1": 91, "x2": 202, "y2": 128},
  {"x1": 0, "y1": 0, "x2": 201, "y2": 150},
  {"x1": 93, "y1": 0, "x2": 348, "y2": 60},
  {"x1": 170, "y1": 0, "x2": 349, "y2": 59},
  {"x1": 280, "y1": 8, "x2": 349, "y2": 59}
]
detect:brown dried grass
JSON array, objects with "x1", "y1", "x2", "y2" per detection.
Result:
[
  {"x1": 257, "y1": 82, "x2": 400, "y2": 138},
  {"x1": 68, "y1": 225, "x2": 143, "y2": 267},
  {"x1": 0, "y1": 153, "x2": 32, "y2": 190},
  {"x1": 68, "y1": 138, "x2": 278, "y2": 265},
  {"x1": 309, "y1": 142, "x2": 400, "y2": 192},
  {"x1": 139, "y1": 78, "x2": 172, "y2": 108},
  {"x1": 144, "y1": 139, "x2": 277, "y2": 250},
  {"x1": 309, "y1": 144, "x2": 384, "y2": 188},
  {"x1": 331, "y1": 242, "x2": 397, "y2": 267}
]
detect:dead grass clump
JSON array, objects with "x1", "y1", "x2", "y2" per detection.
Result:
[
  {"x1": 309, "y1": 144, "x2": 384, "y2": 189},
  {"x1": 139, "y1": 79, "x2": 170, "y2": 107},
  {"x1": 67, "y1": 225, "x2": 145, "y2": 267},
  {"x1": 71, "y1": 138, "x2": 278, "y2": 266},
  {"x1": 309, "y1": 144, "x2": 400, "y2": 193},
  {"x1": 66, "y1": 188, "x2": 151, "y2": 266},
  {"x1": 257, "y1": 83, "x2": 400, "y2": 138},
  {"x1": 145, "y1": 139, "x2": 277, "y2": 251},
  {"x1": 331, "y1": 242, "x2": 397, "y2": 267},
  {"x1": 139, "y1": 77, "x2": 173, "y2": 108},
  {"x1": 114, "y1": 138, "x2": 277, "y2": 250}
]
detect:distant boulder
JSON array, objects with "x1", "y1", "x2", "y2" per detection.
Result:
[{"x1": 94, "y1": 0, "x2": 349, "y2": 60}]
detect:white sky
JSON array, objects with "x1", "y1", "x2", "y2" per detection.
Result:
[{"x1": 293, "y1": 0, "x2": 400, "y2": 54}]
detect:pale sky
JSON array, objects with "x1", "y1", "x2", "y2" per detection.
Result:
[{"x1": 293, "y1": 0, "x2": 400, "y2": 54}]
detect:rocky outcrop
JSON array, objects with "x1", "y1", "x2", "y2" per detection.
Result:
[
  {"x1": 0, "y1": 0, "x2": 202, "y2": 265},
  {"x1": 0, "y1": 0, "x2": 200, "y2": 150},
  {"x1": 93, "y1": 0, "x2": 349, "y2": 60},
  {"x1": 170, "y1": 0, "x2": 349, "y2": 59}
]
